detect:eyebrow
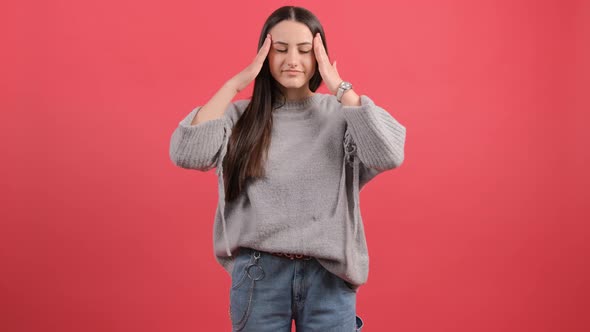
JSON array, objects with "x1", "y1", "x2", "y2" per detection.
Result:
[{"x1": 273, "y1": 41, "x2": 312, "y2": 46}]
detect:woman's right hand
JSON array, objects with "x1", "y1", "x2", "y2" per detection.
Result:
[{"x1": 227, "y1": 34, "x2": 272, "y2": 93}]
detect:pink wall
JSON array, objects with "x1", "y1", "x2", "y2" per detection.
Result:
[{"x1": 2, "y1": 0, "x2": 589, "y2": 331}]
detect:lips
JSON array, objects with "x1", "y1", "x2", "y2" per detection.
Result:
[{"x1": 283, "y1": 70, "x2": 302, "y2": 73}]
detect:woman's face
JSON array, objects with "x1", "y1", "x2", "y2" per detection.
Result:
[{"x1": 267, "y1": 20, "x2": 317, "y2": 95}]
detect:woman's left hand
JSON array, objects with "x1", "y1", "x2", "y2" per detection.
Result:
[{"x1": 314, "y1": 33, "x2": 343, "y2": 95}]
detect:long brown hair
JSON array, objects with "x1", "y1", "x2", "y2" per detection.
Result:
[{"x1": 222, "y1": 6, "x2": 328, "y2": 202}]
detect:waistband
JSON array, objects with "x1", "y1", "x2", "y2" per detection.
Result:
[
  {"x1": 270, "y1": 252, "x2": 314, "y2": 260},
  {"x1": 243, "y1": 248, "x2": 313, "y2": 260}
]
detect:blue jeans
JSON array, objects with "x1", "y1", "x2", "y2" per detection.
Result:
[{"x1": 229, "y1": 247, "x2": 364, "y2": 331}]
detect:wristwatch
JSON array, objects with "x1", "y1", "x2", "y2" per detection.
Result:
[{"x1": 336, "y1": 81, "x2": 353, "y2": 103}]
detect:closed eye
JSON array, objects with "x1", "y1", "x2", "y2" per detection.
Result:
[{"x1": 275, "y1": 49, "x2": 311, "y2": 54}]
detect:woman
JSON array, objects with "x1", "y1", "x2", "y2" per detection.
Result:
[{"x1": 169, "y1": 5, "x2": 406, "y2": 332}]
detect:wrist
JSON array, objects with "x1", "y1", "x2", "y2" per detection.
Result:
[{"x1": 335, "y1": 81, "x2": 353, "y2": 102}]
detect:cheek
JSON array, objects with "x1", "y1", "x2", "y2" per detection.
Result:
[
  {"x1": 268, "y1": 55, "x2": 281, "y2": 76},
  {"x1": 305, "y1": 56, "x2": 316, "y2": 73}
]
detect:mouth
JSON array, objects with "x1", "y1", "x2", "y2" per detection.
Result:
[{"x1": 283, "y1": 70, "x2": 303, "y2": 76}]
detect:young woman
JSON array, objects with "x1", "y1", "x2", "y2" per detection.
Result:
[{"x1": 170, "y1": 6, "x2": 406, "y2": 332}]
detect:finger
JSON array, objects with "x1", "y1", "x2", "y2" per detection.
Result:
[
  {"x1": 313, "y1": 34, "x2": 323, "y2": 64},
  {"x1": 259, "y1": 34, "x2": 272, "y2": 55},
  {"x1": 333, "y1": 60, "x2": 338, "y2": 72},
  {"x1": 314, "y1": 33, "x2": 330, "y2": 66},
  {"x1": 313, "y1": 33, "x2": 327, "y2": 67},
  {"x1": 254, "y1": 34, "x2": 272, "y2": 66}
]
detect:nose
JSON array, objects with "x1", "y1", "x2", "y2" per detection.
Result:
[{"x1": 286, "y1": 49, "x2": 300, "y2": 67}]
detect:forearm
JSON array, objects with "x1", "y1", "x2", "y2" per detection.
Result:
[{"x1": 191, "y1": 81, "x2": 239, "y2": 125}]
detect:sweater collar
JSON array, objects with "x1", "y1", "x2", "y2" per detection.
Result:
[{"x1": 273, "y1": 93, "x2": 323, "y2": 111}]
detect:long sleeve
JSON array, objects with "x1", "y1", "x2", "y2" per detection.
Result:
[
  {"x1": 341, "y1": 95, "x2": 406, "y2": 171},
  {"x1": 169, "y1": 106, "x2": 227, "y2": 171},
  {"x1": 169, "y1": 100, "x2": 249, "y2": 171}
]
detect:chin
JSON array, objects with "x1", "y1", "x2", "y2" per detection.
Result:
[{"x1": 278, "y1": 81, "x2": 305, "y2": 89}]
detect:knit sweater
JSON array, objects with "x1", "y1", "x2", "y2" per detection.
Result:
[{"x1": 169, "y1": 93, "x2": 406, "y2": 290}]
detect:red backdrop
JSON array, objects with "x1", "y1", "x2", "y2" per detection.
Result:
[{"x1": 2, "y1": 0, "x2": 589, "y2": 331}]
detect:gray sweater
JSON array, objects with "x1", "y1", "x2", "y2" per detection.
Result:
[{"x1": 169, "y1": 93, "x2": 406, "y2": 290}]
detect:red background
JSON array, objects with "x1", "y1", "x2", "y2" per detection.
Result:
[{"x1": 2, "y1": 0, "x2": 589, "y2": 331}]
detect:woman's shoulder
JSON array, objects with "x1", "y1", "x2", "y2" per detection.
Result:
[
  {"x1": 232, "y1": 99, "x2": 251, "y2": 110},
  {"x1": 210, "y1": 99, "x2": 249, "y2": 128},
  {"x1": 312, "y1": 93, "x2": 345, "y2": 118}
]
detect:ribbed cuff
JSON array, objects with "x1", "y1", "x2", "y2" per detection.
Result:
[
  {"x1": 170, "y1": 107, "x2": 227, "y2": 170},
  {"x1": 340, "y1": 96, "x2": 406, "y2": 170}
]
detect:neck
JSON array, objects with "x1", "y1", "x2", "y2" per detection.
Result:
[{"x1": 280, "y1": 86, "x2": 314, "y2": 101}]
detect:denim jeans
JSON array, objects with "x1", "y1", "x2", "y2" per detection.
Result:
[{"x1": 229, "y1": 247, "x2": 364, "y2": 331}]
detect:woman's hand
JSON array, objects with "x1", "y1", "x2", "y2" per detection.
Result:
[
  {"x1": 227, "y1": 34, "x2": 272, "y2": 93},
  {"x1": 313, "y1": 33, "x2": 343, "y2": 95}
]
